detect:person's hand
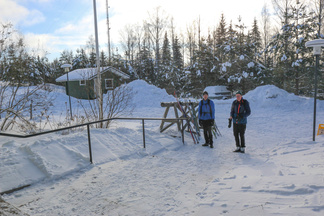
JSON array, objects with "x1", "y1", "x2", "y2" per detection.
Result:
[{"x1": 199, "y1": 120, "x2": 203, "y2": 126}]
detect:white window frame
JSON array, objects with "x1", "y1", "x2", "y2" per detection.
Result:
[
  {"x1": 105, "y1": 79, "x2": 114, "y2": 90},
  {"x1": 79, "y1": 80, "x2": 86, "y2": 86}
]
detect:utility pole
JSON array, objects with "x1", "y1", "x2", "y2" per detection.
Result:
[
  {"x1": 106, "y1": 0, "x2": 111, "y2": 64},
  {"x1": 93, "y1": 0, "x2": 103, "y2": 128},
  {"x1": 319, "y1": 0, "x2": 323, "y2": 37}
]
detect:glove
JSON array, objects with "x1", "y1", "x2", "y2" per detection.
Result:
[
  {"x1": 228, "y1": 118, "x2": 232, "y2": 128},
  {"x1": 199, "y1": 120, "x2": 203, "y2": 127},
  {"x1": 210, "y1": 119, "x2": 215, "y2": 126}
]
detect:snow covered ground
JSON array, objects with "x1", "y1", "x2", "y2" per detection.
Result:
[{"x1": 1, "y1": 81, "x2": 324, "y2": 215}]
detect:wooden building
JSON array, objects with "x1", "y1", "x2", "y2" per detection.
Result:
[{"x1": 55, "y1": 66, "x2": 130, "y2": 99}]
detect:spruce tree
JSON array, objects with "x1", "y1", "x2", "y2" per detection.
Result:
[
  {"x1": 73, "y1": 48, "x2": 89, "y2": 69},
  {"x1": 171, "y1": 35, "x2": 186, "y2": 93},
  {"x1": 215, "y1": 13, "x2": 227, "y2": 63},
  {"x1": 268, "y1": 1, "x2": 319, "y2": 94},
  {"x1": 35, "y1": 55, "x2": 50, "y2": 84},
  {"x1": 250, "y1": 18, "x2": 262, "y2": 62},
  {"x1": 59, "y1": 50, "x2": 74, "y2": 65},
  {"x1": 160, "y1": 32, "x2": 172, "y2": 89},
  {"x1": 162, "y1": 32, "x2": 172, "y2": 68},
  {"x1": 100, "y1": 50, "x2": 108, "y2": 67}
]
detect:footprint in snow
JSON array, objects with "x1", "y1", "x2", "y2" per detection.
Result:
[{"x1": 223, "y1": 175, "x2": 236, "y2": 180}]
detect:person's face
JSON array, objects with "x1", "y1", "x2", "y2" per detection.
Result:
[
  {"x1": 203, "y1": 94, "x2": 208, "y2": 100},
  {"x1": 236, "y1": 94, "x2": 242, "y2": 101}
]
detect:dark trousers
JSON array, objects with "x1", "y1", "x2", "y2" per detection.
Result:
[
  {"x1": 202, "y1": 120, "x2": 213, "y2": 145},
  {"x1": 233, "y1": 123, "x2": 246, "y2": 147}
]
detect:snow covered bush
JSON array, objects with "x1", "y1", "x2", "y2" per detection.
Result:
[
  {"x1": 0, "y1": 82, "x2": 54, "y2": 133},
  {"x1": 80, "y1": 84, "x2": 134, "y2": 128}
]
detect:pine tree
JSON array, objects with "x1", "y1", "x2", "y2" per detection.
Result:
[
  {"x1": 162, "y1": 32, "x2": 172, "y2": 67},
  {"x1": 172, "y1": 35, "x2": 183, "y2": 70},
  {"x1": 73, "y1": 48, "x2": 89, "y2": 69},
  {"x1": 270, "y1": 0, "x2": 295, "y2": 90},
  {"x1": 135, "y1": 46, "x2": 154, "y2": 83},
  {"x1": 4, "y1": 36, "x2": 37, "y2": 85},
  {"x1": 160, "y1": 32, "x2": 172, "y2": 88},
  {"x1": 290, "y1": 2, "x2": 319, "y2": 95},
  {"x1": 48, "y1": 58, "x2": 62, "y2": 83},
  {"x1": 100, "y1": 50, "x2": 108, "y2": 67},
  {"x1": 268, "y1": 1, "x2": 319, "y2": 94},
  {"x1": 219, "y1": 17, "x2": 265, "y2": 94},
  {"x1": 189, "y1": 35, "x2": 216, "y2": 91},
  {"x1": 215, "y1": 13, "x2": 227, "y2": 63},
  {"x1": 250, "y1": 18, "x2": 262, "y2": 62},
  {"x1": 171, "y1": 35, "x2": 186, "y2": 93},
  {"x1": 223, "y1": 18, "x2": 248, "y2": 93},
  {"x1": 35, "y1": 55, "x2": 50, "y2": 84},
  {"x1": 59, "y1": 50, "x2": 74, "y2": 65}
]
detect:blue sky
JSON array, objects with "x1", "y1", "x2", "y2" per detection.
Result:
[{"x1": 0, "y1": 0, "x2": 269, "y2": 61}]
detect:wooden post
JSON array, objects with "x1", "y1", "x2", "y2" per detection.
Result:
[
  {"x1": 173, "y1": 103, "x2": 181, "y2": 131},
  {"x1": 160, "y1": 106, "x2": 170, "y2": 131},
  {"x1": 30, "y1": 100, "x2": 33, "y2": 120},
  {"x1": 160, "y1": 102, "x2": 198, "y2": 133}
]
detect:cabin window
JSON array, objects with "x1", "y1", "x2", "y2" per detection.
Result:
[
  {"x1": 80, "y1": 80, "x2": 86, "y2": 86},
  {"x1": 105, "y1": 79, "x2": 114, "y2": 89}
]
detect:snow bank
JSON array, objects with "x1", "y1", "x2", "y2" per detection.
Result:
[
  {"x1": 0, "y1": 80, "x2": 177, "y2": 193},
  {"x1": 244, "y1": 85, "x2": 314, "y2": 110},
  {"x1": 127, "y1": 80, "x2": 175, "y2": 108}
]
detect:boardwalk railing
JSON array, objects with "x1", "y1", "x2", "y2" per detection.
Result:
[{"x1": 0, "y1": 117, "x2": 187, "y2": 164}]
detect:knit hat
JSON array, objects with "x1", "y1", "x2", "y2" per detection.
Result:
[
  {"x1": 235, "y1": 90, "x2": 242, "y2": 95},
  {"x1": 203, "y1": 91, "x2": 208, "y2": 95}
]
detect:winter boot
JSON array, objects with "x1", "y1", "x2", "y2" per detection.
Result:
[
  {"x1": 240, "y1": 147, "x2": 245, "y2": 153},
  {"x1": 202, "y1": 143, "x2": 209, "y2": 147},
  {"x1": 210, "y1": 143, "x2": 214, "y2": 148},
  {"x1": 233, "y1": 147, "x2": 241, "y2": 152}
]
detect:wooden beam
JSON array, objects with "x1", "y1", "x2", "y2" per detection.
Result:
[{"x1": 160, "y1": 101, "x2": 199, "y2": 133}]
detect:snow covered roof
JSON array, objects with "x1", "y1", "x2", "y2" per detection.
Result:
[{"x1": 55, "y1": 66, "x2": 130, "y2": 82}]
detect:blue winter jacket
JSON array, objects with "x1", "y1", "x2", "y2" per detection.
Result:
[
  {"x1": 230, "y1": 98, "x2": 251, "y2": 124},
  {"x1": 198, "y1": 99, "x2": 215, "y2": 120}
]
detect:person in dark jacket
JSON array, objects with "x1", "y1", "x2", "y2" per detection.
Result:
[
  {"x1": 230, "y1": 91, "x2": 251, "y2": 153},
  {"x1": 198, "y1": 91, "x2": 215, "y2": 148}
]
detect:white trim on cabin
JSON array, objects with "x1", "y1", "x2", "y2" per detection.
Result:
[
  {"x1": 105, "y1": 79, "x2": 114, "y2": 90},
  {"x1": 79, "y1": 80, "x2": 86, "y2": 86}
]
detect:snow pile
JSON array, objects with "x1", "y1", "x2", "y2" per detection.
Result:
[
  {"x1": 127, "y1": 80, "x2": 175, "y2": 108},
  {"x1": 244, "y1": 85, "x2": 313, "y2": 109},
  {"x1": 0, "y1": 79, "x2": 177, "y2": 193}
]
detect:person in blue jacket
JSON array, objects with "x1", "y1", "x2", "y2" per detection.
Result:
[
  {"x1": 230, "y1": 91, "x2": 251, "y2": 153},
  {"x1": 198, "y1": 91, "x2": 215, "y2": 148}
]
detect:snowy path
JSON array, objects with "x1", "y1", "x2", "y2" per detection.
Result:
[
  {"x1": 4, "y1": 122, "x2": 324, "y2": 215},
  {"x1": 1, "y1": 83, "x2": 324, "y2": 215}
]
